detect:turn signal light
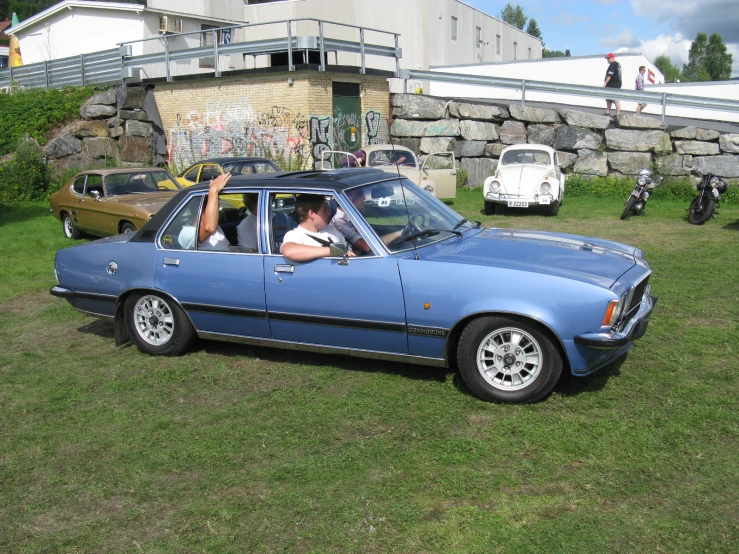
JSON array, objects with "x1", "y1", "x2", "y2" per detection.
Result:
[{"x1": 601, "y1": 300, "x2": 620, "y2": 326}]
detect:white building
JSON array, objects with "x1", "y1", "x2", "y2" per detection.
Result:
[{"x1": 0, "y1": 46, "x2": 8, "y2": 69}]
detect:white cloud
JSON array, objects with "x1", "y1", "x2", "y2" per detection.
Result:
[
  {"x1": 602, "y1": 29, "x2": 642, "y2": 49},
  {"x1": 631, "y1": 0, "x2": 739, "y2": 43}
]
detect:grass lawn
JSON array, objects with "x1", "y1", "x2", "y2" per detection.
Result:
[{"x1": 1, "y1": 191, "x2": 738, "y2": 553}]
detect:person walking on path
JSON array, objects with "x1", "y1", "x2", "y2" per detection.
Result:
[
  {"x1": 603, "y1": 53, "x2": 622, "y2": 116},
  {"x1": 635, "y1": 65, "x2": 648, "y2": 115}
]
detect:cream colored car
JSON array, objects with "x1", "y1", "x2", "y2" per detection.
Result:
[{"x1": 320, "y1": 144, "x2": 458, "y2": 199}]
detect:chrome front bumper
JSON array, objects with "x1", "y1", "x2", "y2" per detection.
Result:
[{"x1": 574, "y1": 292, "x2": 657, "y2": 348}]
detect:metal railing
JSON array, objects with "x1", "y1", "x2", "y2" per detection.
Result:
[
  {"x1": 0, "y1": 18, "x2": 401, "y2": 90},
  {"x1": 401, "y1": 69, "x2": 739, "y2": 123}
]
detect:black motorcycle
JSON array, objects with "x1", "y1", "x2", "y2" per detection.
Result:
[
  {"x1": 620, "y1": 168, "x2": 662, "y2": 220},
  {"x1": 687, "y1": 167, "x2": 727, "y2": 225}
]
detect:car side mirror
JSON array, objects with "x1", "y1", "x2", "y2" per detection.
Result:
[
  {"x1": 90, "y1": 190, "x2": 101, "y2": 201},
  {"x1": 329, "y1": 242, "x2": 350, "y2": 265}
]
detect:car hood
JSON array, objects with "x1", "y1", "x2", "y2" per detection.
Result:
[
  {"x1": 424, "y1": 228, "x2": 639, "y2": 288},
  {"x1": 377, "y1": 166, "x2": 420, "y2": 181},
  {"x1": 109, "y1": 192, "x2": 176, "y2": 212},
  {"x1": 498, "y1": 164, "x2": 551, "y2": 193}
]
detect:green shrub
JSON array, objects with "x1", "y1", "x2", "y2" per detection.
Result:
[
  {"x1": 0, "y1": 86, "x2": 97, "y2": 157},
  {"x1": 0, "y1": 139, "x2": 51, "y2": 204},
  {"x1": 456, "y1": 168, "x2": 469, "y2": 188}
]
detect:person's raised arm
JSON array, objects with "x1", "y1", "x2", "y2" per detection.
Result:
[{"x1": 199, "y1": 173, "x2": 231, "y2": 243}]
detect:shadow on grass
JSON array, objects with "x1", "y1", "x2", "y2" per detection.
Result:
[
  {"x1": 0, "y1": 204, "x2": 53, "y2": 227},
  {"x1": 554, "y1": 354, "x2": 626, "y2": 398},
  {"x1": 722, "y1": 219, "x2": 739, "y2": 231},
  {"x1": 77, "y1": 319, "x2": 116, "y2": 340}
]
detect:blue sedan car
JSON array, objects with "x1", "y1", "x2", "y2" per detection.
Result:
[{"x1": 51, "y1": 168, "x2": 656, "y2": 403}]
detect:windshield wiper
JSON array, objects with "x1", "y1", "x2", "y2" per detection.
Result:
[
  {"x1": 452, "y1": 218, "x2": 482, "y2": 231},
  {"x1": 397, "y1": 228, "x2": 463, "y2": 245}
]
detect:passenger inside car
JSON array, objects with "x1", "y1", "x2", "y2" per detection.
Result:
[
  {"x1": 236, "y1": 193, "x2": 260, "y2": 251},
  {"x1": 178, "y1": 173, "x2": 232, "y2": 251}
]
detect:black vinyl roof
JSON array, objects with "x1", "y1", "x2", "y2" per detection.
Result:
[
  {"x1": 194, "y1": 157, "x2": 275, "y2": 165},
  {"x1": 132, "y1": 168, "x2": 402, "y2": 243}
]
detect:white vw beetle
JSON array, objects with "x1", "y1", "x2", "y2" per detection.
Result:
[{"x1": 483, "y1": 144, "x2": 566, "y2": 216}]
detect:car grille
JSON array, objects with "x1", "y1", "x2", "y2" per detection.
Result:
[{"x1": 620, "y1": 276, "x2": 649, "y2": 329}]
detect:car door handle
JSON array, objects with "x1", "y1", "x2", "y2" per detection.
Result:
[
  {"x1": 163, "y1": 258, "x2": 180, "y2": 266},
  {"x1": 274, "y1": 264, "x2": 294, "y2": 273}
]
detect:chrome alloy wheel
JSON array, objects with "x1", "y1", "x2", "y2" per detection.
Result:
[
  {"x1": 133, "y1": 295, "x2": 175, "y2": 346},
  {"x1": 475, "y1": 326, "x2": 543, "y2": 391}
]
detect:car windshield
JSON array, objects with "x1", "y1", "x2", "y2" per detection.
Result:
[
  {"x1": 367, "y1": 150, "x2": 417, "y2": 168},
  {"x1": 223, "y1": 160, "x2": 280, "y2": 175},
  {"x1": 500, "y1": 149, "x2": 551, "y2": 166},
  {"x1": 105, "y1": 171, "x2": 181, "y2": 196},
  {"x1": 347, "y1": 178, "x2": 476, "y2": 253}
]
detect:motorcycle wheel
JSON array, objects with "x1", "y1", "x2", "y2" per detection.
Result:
[
  {"x1": 688, "y1": 196, "x2": 716, "y2": 225},
  {"x1": 620, "y1": 196, "x2": 636, "y2": 220}
]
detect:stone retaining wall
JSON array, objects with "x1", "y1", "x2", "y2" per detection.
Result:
[
  {"x1": 43, "y1": 86, "x2": 164, "y2": 171},
  {"x1": 390, "y1": 94, "x2": 739, "y2": 187}
]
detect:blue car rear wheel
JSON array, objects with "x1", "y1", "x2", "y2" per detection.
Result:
[{"x1": 125, "y1": 292, "x2": 195, "y2": 356}]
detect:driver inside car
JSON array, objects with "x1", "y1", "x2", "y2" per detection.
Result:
[
  {"x1": 331, "y1": 189, "x2": 372, "y2": 255},
  {"x1": 280, "y1": 194, "x2": 357, "y2": 262}
]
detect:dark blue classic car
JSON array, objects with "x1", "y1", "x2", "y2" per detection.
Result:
[{"x1": 51, "y1": 168, "x2": 656, "y2": 403}]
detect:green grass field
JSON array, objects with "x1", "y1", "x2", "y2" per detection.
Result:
[{"x1": 1, "y1": 190, "x2": 738, "y2": 553}]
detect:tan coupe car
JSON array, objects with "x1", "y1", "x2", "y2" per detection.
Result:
[{"x1": 49, "y1": 168, "x2": 182, "y2": 239}]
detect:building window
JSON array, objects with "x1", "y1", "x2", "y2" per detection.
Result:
[
  {"x1": 451, "y1": 17, "x2": 457, "y2": 41},
  {"x1": 528, "y1": 48, "x2": 532, "y2": 59},
  {"x1": 496, "y1": 34, "x2": 501, "y2": 55},
  {"x1": 199, "y1": 24, "x2": 221, "y2": 68},
  {"x1": 476, "y1": 27, "x2": 481, "y2": 48},
  {"x1": 513, "y1": 42, "x2": 517, "y2": 60}
]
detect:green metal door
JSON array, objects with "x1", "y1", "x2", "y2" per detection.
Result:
[{"x1": 332, "y1": 82, "x2": 362, "y2": 153}]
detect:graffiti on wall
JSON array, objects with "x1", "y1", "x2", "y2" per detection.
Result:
[
  {"x1": 309, "y1": 116, "x2": 332, "y2": 166},
  {"x1": 365, "y1": 110, "x2": 382, "y2": 145},
  {"x1": 167, "y1": 104, "x2": 331, "y2": 170}
]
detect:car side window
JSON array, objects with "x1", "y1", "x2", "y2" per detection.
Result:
[
  {"x1": 269, "y1": 193, "x2": 299, "y2": 253},
  {"x1": 160, "y1": 196, "x2": 202, "y2": 251},
  {"x1": 85, "y1": 174, "x2": 104, "y2": 197},
  {"x1": 71, "y1": 176, "x2": 86, "y2": 195},
  {"x1": 183, "y1": 166, "x2": 200, "y2": 182},
  {"x1": 199, "y1": 165, "x2": 221, "y2": 182}
]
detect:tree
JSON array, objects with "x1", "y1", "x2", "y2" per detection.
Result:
[
  {"x1": 525, "y1": 18, "x2": 541, "y2": 39},
  {"x1": 654, "y1": 54, "x2": 682, "y2": 82},
  {"x1": 682, "y1": 32, "x2": 732, "y2": 81},
  {"x1": 499, "y1": 3, "x2": 527, "y2": 30},
  {"x1": 543, "y1": 49, "x2": 567, "y2": 58}
]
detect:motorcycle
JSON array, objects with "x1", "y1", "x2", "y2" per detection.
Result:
[
  {"x1": 620, "y1": 168, "x2": 662, "y2": 220},
  {"x1": 687, "y1": 167, "x2": 727, "y2": 225}
]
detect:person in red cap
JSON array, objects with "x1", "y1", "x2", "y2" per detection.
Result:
[{"x1": 603, "y1": 53, "x2": 622, "y2": 115}]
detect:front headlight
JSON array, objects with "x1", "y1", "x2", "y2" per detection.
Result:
[
  {"x1": 710, "y1": 176, "x2": 720, "y2": 187},
  {"x1": 637, "y1": 176, "x2": 647, "y2": 186},
  {"x1": 490, "y1": 181, "x2": 501, "y2": 193},
  {"x1": 423, "y1": 184, "x2": 434, "y2": 193},
  {"x1": 539, "y1": 182, "x2": 551, "y2": 195}
]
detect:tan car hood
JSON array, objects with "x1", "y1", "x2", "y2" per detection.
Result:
[{"x1": 109, "y1": 191, "x2": 176, "y2": 211}]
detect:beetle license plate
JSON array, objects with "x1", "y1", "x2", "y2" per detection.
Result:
[
  {"x1": 539, "y1": 197, "x2": 551, "y2": 205},
  {"x1": 508, "y1": 200, "x2": 529, "y2": 208}
]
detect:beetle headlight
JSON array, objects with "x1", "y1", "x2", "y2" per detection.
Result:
[
  {"x1": 539, "y1": 182, "x2": 551, "y2": 195},
  {"x1": 490, "y1": 181, "x2": 501, "y2": 193},
  {"x1": 710, "y1": 176, "x2": 720, "y2": 187},
  {"x1": 637, "y1": 175, "x2": 647, "y2": 186},
  {"x1": 423, "y1": 184, "x2": 434, "y2": 193}
]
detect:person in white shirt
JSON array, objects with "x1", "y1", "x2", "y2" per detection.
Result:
[
  {"x1": 280, "y1": 194, "x2": 357, "y2": 262},
  {"x1": 178, "y1": 172, "x2": 232, "y2": 251},
  {"x1": 236, "y1": 193, "x2": 259, "y2": 251}
]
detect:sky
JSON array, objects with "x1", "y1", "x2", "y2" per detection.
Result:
[{"x1": 462, "y1": 0, "x2": 739, "y2": 78}]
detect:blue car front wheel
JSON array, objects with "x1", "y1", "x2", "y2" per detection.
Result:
[{"x1": 457, "y1": 316, "x2": 562, "y2": 403}]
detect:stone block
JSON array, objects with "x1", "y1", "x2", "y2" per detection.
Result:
[
  {"x1": 654, "y1": 154, "x2": 691, "y2": 176},
  {"x1": 120, "y1": 136, "x2": 152, "y2": 163},
  {"x1": 86, "y1": 89, "x2": 117, "y2": 106},
  {"x1": 484, "y1": 143, "x2": 506, "y2": 158},
  {"x1": 67, "y1": 120, "x2": 110, "y2": 138},
  {"x1": 694, "y1": 155, "x2": 739, "y2": 178},
  {"x1": 605, "y1": 129, "x2": 671, "y2": 153},
  {"x1": 391, "y1": 94, "x2": 448, "y2": 119},
  {"x1": 44, "y1": 133, "x2": 82, "y2": 159},
  {"x1": 670, "y1": 126, "x2": 720, "y2": 141},
  {"x1": 607, "y1": 151, "x2": 652, "y2": 175},
  {"x1": 554, "y1": 126, "x2": 602, "y2": 151},
  {"x1": 556, "y1": 151, "x2": 578, "y2": 169},
  {"x1": 391, "y1": 119, "x2": 460, "y2": 137},
  {"x1": 420, "y1": 137, "x2": 455, "y2": 154},
  {"x1": 107, "y1": 117, "x2": 124, "y2": 128},
  {"x1": 559, "y1": 109, "x2": 612, "y2": 130},
  {"x1": 509, "y1": 104, "x2": 561, "y2": 123},
  {"x1": 454, "y1": 141, "x2": 486, "y2": 157},
  {"x1": 82, "y1": 137, "x2": 118, "y2": 159},
  {"x1": 460, "y1": 120, "x2": 499, "y2": 141},
  {"x1": 119, "y1": 109, "x2": 150, "y2": 122},
  {"x1": 574, "y1": 149, "x2": 608, "y2": 176},
  {"x1": 394, "y1": 138, "x2": 421, "y2": 153},
  {"x1": 674, "y1": 141, "x2": 720, "y2": 155},
  {"x1": 121, "y1": 86, "x2": 147, "y2": 110},
  {"x1": 110, "y1": 126, "x2": 124, "y2": 139},
  {"x1": 527, "y1": 124, "x2": 557, "y2": 146},
  {"x1": 448, "y1": 102, "x2": 507, "y2": 120},
  {"x1": 125, "y1": 120, "x2": 153, "y2": 137},
  {"x1": 499, "y1": 121, "x2": 527, "y2": 144},
  {"x1": 80, "y1": 103, "x2": 116, "y2": 119},
  {"x1": 460, "y1": 157, "x2": 497, "y2": 187},
  {"x1": 719, "y1": 133, "x2": 739, "y2": 154},
  {"x1": 615, "y1": 115, "x2": 663, "y2": 129}
]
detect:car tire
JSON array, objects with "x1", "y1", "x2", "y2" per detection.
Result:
[
  {"x1": 547, "y1": 201, "x2": 560, "y2": 216},
  {"x1": 121, "y1": 222, "x2": 137, "y2": 234},
  {"x1": 125, "y1": 292, "x2": 195, "y2": 356},
  {"x1": 457, "y1": 316, "x2": 563, "y2": 403},
  {"x1": 62, "y1": 213, "x2": 82, "y2": 239},
  {"x1": 484, "y1": 201, "x2": 495, "y2": 215},
  {"x1": 494, "y1": 204, "x2": 505, "y2": 215}
]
